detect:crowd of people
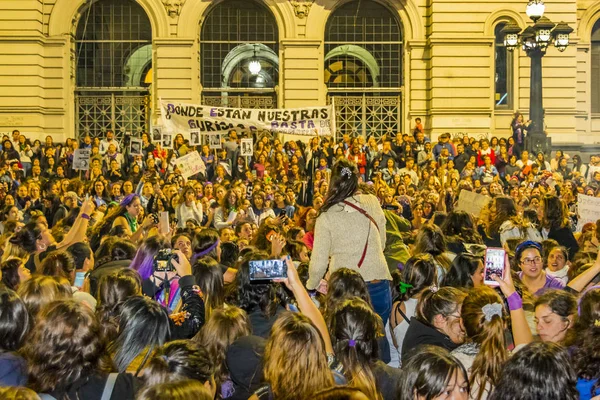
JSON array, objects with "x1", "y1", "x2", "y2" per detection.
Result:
[{"x1": 0, "y1": 113, "x2": 599, "y2": 400}]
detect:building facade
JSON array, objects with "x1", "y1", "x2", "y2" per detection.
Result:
[{"x1": 1, "y1": 0, "x2": 600, "y2": 145}]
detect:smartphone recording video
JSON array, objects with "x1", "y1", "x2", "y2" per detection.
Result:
[
  {"x1": 484, "y1": 247, "x2": 506, "y2": 286},
  {"x1": 249, "y1": 259, "x2": 287, "y2": 281}
]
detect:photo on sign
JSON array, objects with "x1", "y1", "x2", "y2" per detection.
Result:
[
  {"x1": 152, "y1": 126, "x2": 162, "y2": 142},
  {"x1": 209, "y1": 133, "x2": 222, "y2": 149},
  {"x1": 162, "y1": 134, "x2": 173, "y2": 149},
  {"x1": 130, "y1": 138, "x2": 143, "y2": 156},
  {"x1": 72, "y1": 149, "x2": 91, "y2": 171},
  {"x1": 190, "y1": 130, "x2": 201, "y2": 146},
  {"x1": 240, "y1": 138, "x2": 254, "y2": 157}
]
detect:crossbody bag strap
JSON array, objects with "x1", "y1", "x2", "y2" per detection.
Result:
[
  {"x1": 342, "y1": 200, "x2": 380, "y2": 268},
  {"x1": 100, "y1": 373, "x2": 119, "y2": 400}
]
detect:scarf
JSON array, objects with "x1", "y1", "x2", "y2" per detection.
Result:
[{"x1": 546, "y1": 265, "x2": 569, "y2": 285}]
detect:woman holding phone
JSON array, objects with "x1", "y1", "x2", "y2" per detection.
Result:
[{"x1": 308, "y1": 159, "x2": 393, "y2": 325}]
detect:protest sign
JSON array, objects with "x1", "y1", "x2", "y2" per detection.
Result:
[
  {"x1": 175, "y1": 151, "x2": 206, "y2": 179},
  {"x1": 130, "y1": 138, "x2": 142, "y2": 156},
  {"x1": 209, "y1": 133, "x2": 222, "y2": 149},
  {"x1": 160, "y1": 100, "x2": 335, "y2": 136},
  {"x1": 162, "y1": 133, "x2": 173, "y2": 149},
  {"x1": 73, "y1": 149, "x2": 91, "y2": 171},
  {"x1": 151, "y1": 126, "x2": 162, "y2": 142},
  {"x1": 241, "y1": 138, "x2": 253, "y2": 157},
  {"x1": 190, "y1": 129, "x2": 201, "y2": 146},
  {"x1": 455, "y1": 190, "x2": 490, "y2": 217},
  {"x1": 577, "y1": 194, "x2": 600, "y2": 231}
]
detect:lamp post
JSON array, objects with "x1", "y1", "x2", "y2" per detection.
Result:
[{"x1": 501, "y1": 0, "x2": 573, "y2": 155}]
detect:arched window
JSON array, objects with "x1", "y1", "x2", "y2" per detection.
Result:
[
  {"x1": 75, "y1": 0, "x2": 152, "y2": 139},
  {"x1": 591, "y1": 19, "x2": 600, "y2": 113},
  {"x1": 325, "y1": 0, "x2": 403, "y2": 138},
  {"x1": 201, "y1": 0, "x2": 278, "y2": 108},
  {"x1": 495, "y1": 22, "x2": 513, "y2": 109}
]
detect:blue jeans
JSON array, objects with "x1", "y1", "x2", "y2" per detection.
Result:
[{"x1": 367, "y1": 280, "x2": 392, "y2": 326}]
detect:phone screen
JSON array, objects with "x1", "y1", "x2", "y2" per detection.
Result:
[
  {"x1": 74, "y1": 271, "x2": 86, "y2": 289},
  {"x1": 249, "y1": 259, "x2": 287, "y2": 281},
  {"x1": 484, "y1": 248, "x2": 505, "y2": 286}
]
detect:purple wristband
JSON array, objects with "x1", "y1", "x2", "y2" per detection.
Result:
[
  {"x1": 80, "y1": 213, "x2": 91, "y2": 220},
  {"x1": 507, "y1": 292, "x2": 522, "y2": 311}
]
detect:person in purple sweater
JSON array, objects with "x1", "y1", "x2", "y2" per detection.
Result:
[{"x1": 515, "y1": 241, "x2": 564, "y2": 296}]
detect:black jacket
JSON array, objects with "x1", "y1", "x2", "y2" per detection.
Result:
[{"x1": 401, "y1": 317, "x2": 459, "y2": 365}]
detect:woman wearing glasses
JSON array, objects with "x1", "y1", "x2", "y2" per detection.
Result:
[{"x1": 514, "y1": 241, "x2": 564, "y2": 296}]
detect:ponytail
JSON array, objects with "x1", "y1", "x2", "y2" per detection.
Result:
[
  {"x1": 461, "y1": 287, "x2": 508, "y2": 400},
  {"x1": 327, "y1": 299, "x2": 383, "y2": 400}
]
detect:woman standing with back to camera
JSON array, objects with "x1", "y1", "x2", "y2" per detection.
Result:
[{"x1": 308, "y1": 159, "x2": 393, "y2": 324}]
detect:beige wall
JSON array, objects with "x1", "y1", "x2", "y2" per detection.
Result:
[{"x1": 0, "y1": 0, "x2": 597, "y2": 143}]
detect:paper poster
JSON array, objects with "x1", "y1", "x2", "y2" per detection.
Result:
[
  {"x1": 455, "y1": 190, "x2": 490, "y2": 217},
  {"x1": 208, "y1": 133, "x2": 222, "y2": 150},
  {"x1": 162, "y1": 133, "x2": 173, "y2": 149},
  {"x1": 175, "y1": 150, "x2": 206, "y2": 179},
  {"x1": 72, "y1": 149, "x2": 91, "y2": 171},
  {"x1": 240, "y1": 138, "x2": 253, "y2": 157},
  {"x1": 577, "y1": 194, "x2": 600, "y2": 232},
  {"x1": 130, "y1": 137, "x2": 143, "y2": 156},
  {"x1": 151, "y1": 126, "x2": 162, "y2": 142},
  {"x1": 160, "y1": 100, "x2": 335, "y2": 136},
  {"x1": 189, "y1": 129, "x2": 201, "y2": 146}
]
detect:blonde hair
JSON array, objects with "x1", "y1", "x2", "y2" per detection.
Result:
[
  {"x1": 192, "y1": 306, "x2": 251, "y2": 388},
  {"x1": 0, "y1": 386, "x2": 40, "y2": 400},
  {"x1": 461, "y1": 287, "x2": 509, "y2": 400},
  {"x1": 1, "y1": 240, "x2": 29, "y2": 263},
  {"x1": 264, "y1": 312, "x2": 334, "y2": 399}
]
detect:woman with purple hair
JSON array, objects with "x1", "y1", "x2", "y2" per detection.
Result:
[{"x1": 89, "y1": 193, "x2": 155, "y2": 251}]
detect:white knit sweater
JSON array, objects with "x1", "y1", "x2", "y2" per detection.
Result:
[{"x1": 307, "y1": 193, "x2": 392, "y2": 290}]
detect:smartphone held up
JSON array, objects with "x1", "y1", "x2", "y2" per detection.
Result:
[
  {"x1": 249, "y1": 259, "x2": 287, "y2": 281},
  {"x1": 484, "y1": 247, "x2": 506, "y2": 287}
]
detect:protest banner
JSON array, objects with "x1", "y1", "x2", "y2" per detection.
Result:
[
  {"x1": 160, "y1": 100, "x2": 335, "y2": 136},
  {"x1": 455, "y1": 190, "x2": 490, "y2": 217},
  {"x1": 175, "y1": 151, "x2": 206, "y2": 179},
  {"x1": 577, "y1": 194, "x2": 600, "y2": 231},
  {"x1": 72, "y1": 149, "x2": 91, "y2": 171},
  {"x1": 241, "y1": 138, "x2": 253, "y2": 157}
]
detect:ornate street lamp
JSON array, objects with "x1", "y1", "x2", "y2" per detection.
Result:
[{"x1": 501, "y1": 1, "x2": 573, "y2": 155}]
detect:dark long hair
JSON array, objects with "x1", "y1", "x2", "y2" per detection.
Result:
[
  {"x1": 140, "y1": 341, "x2": 215, "y2": 387},
  {"x1": 89, "y1": 194, "x2": 139, "y2": 251},
  {"x1": 443, "y1": 254, "x2": 482, "y2": 289},
  {"x1": 441, "y1": 210, "x2": 482, "y2": 244},
  {"x1": 234, "y1": 250, "x2": 286, "y2": 319},
  {"x1": 109, "y1": 296, "x2": 171, "y2": 373},
  {"x1": 192, "y1": 256, "x2": 224, "y2": 319},
  {"x1": 327, "y1": 298, "x2": 382, "y2": 400},
  {"x1": 9, "y1": 221, "x2": 44, "y2": 254},
  {"x1": 0, "y1": 287, "x2": 31, "y2": 352},
  {"x1": 323, "y1": 268, "x2": 372, "y2": 317},
  {"x1": 398, "y1": 345, "x2": 470, "y2": 399},
  {"x1": 400, "y1": 254, "x2": 438, "y2": 301},
  {"x1": 541, "y1": 194, "x2": 568, "y2": 231},
  {"x1": 96, "y1": 269, "x2": 142, "y2": 343},
  {"x1": 319, "y1": 159, "x2": 359, "y2": 214},
  {"x1": 1, "y1": 258, "x2": 24, "y2": 291},
  {"x1": 489, "y1": 342, "x2": 578, "y2": 400}
]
